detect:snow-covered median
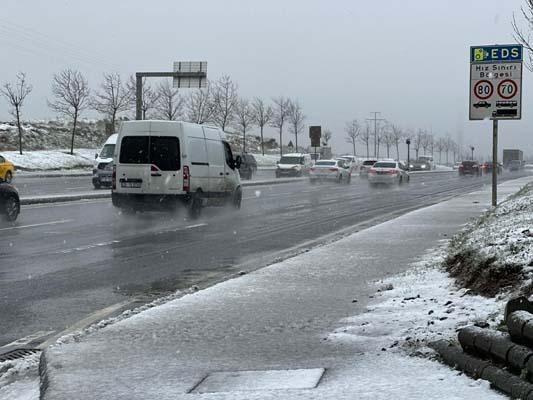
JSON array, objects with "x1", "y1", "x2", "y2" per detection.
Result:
[
  {"x1": 0, "y1": 149, "x2": 96, "y2": 171},
  {"x1": 444, "y1": 182, "x2": 533, "y2": 296}
]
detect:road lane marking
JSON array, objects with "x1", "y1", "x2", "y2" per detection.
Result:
[
  {"x1": 24, "y1": 198, "x2": 109, "y2": 209},
  {"x1": 55, "y1": 240, "x2": 121, "y2": 254},
  {"x1": 0, "y1": 219, "x2": 72, "y2": 231},
  {"x1": 155, "y1": 223, "x2": 208, "y2": 235}
]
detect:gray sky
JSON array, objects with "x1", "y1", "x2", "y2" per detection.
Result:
[{"x1": 1, "y1": 0, "x2": 532, "y2": 159}]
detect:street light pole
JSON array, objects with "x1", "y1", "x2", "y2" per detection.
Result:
[
  {"x1": 470, "y1": 146, "x2": 475, "y2": 160},
  {"x1": 406, "y1": 138, "x2": 411, "y2": 171}
]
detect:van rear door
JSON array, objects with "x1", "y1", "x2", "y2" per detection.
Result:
[
  {"x1": 148, "y1": 136, "x2": 181, "y2": 194},
  {"x1": 117, "y1": 135, "x2": 151, "y2": 194}
]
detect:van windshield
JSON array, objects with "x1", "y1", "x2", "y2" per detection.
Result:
[
  {"x1": 119, "y1": 136, "x2": 180, "y2": 171},
  {"x1": 99, "y1": 144, "x2": 115, "y2": 159}
]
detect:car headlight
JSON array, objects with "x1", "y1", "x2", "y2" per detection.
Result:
[
  {"x1": 421, "y1": 164, "x2": 427, "y2": 169},
  {"x1": 409, "y1": 164, "x2": 414, "y2": 168}
]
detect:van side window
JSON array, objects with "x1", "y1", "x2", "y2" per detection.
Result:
[{"x1": 223, "y1": 141, "x2": 235, "y2": 169}]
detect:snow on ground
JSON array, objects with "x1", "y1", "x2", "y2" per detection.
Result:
[
  {"x1": 435, "y1": 164, "x2": 453, "y2": 171},
  {"x1": 250, "y1": 153, "x2": 279, "y2": 167},
  {"x1": 331, "y1": 247, "x2": 503, "y2": 349},
  {"x1": 0, "y1": 354, "x2": 40, "y2": 400},
  {"x1": 445, "y1": 182, "x2": 533, "y2": 296},
  {"x1": 0, "y1": 149, "x2": 96, "y2": 171}
]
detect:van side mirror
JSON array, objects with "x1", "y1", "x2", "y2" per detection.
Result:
[
  {"x1": 235, "y1": 155, "x2": 242, "y2": 169},
  {"x1": 95, "y1": 153, "x2": 98, "y2": 159}
]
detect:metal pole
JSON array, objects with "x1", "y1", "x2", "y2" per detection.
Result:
[
  {"x1": 374, "y1": 118, "x2": 377, "y2": 158},
  {"x1": 136, "y1": 74, "x2": 143, "y2": 120},
  {"x1": 492, "y1": 120, "x2": 498, "y2": 207},
  {"x1": 407, "y1": 143, "x2": 410, "y2": 171}
]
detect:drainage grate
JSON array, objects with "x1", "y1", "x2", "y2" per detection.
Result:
[{"x1": 0, "y1": 348, "x2": 40, "y2": 363}]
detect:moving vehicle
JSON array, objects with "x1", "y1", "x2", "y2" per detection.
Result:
[
  {"x1": 481, "y1": 161, "x2": 502, "y2": 175},
  {"x1": 458, "y1": 161, "x2": 481, "y2": 176},
  {"x1": 0, "y1": 183, "x2": 20, "y2": 221},
  {"x1": 503, "y1": 149, "x2": 523, "y2": 169},
  {"x1": 309, "y1": 159, "x2": 351, "y2": 184},
  {"x1": 509, "y1": 159, "x2": 523, "y2": 171},
  {"x1": 368, "y1": 161, "x2": 409, "y2": 186},
  {"x1": 237, "y1": 153, "x2": 257, "y2": 180},
  {"x1": 336, "y1": 156, "x2": 356, "y2": 173},
  {"x1": 453, "y1": 162, "x2": 461, "y2": 170},
  {"x1": 275, "y1": 153, "x2": 312, "y2": 177},
  {"x1": 359, "y1": 159, "x2": 377, "y2": 178},
  {"x1": 93, "y1": 133, "x2": 117, "y2": 189},
  {"x1": 111, "y1": 120, "x2": 242, "y2": 217},
  {"x1": 408, "y1": 158, "x2": 431, "y2": 171},
  {"x1": 0, "y1": 154, "x2": 15, "y2": 183}
]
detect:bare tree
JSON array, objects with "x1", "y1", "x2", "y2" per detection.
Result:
[
  {"x1": 212, "y1": 75, "x2": 238, "y2": 131},
  {"x1": 234, "y1": 98, "x2": 255, "y2": 152},
  {"x1": 155, "y1": 80, "x2": 184, "y2": 120},
  {"x1": 345, "y1": 119, "x2": 360, "y2": 156},
  {"x1": 251, "y1": 97, "x2": 273, "y2": 156},
  {"x1": 0, "y1": 72, "x2": 32, "y2": 155},
  {"x1": 513, "y1": 1, "x2": 533, "y2": 71},
  {"x1": 127, "y1": 75, "x2": 159, "y2": 119},
  {"x1": 375, "y1": 126, "x2": 385, "y2": 158},
  {"x1": 271, "y1": 96, "x2": 291, "y2": 156},
  {"x1": 420, "y1": 133, "x2": 433, "y2": 155},
  {"x1": 390, "y1": 124, "x2": 403, "y2": 160},
  {"x1": 382, "y1": 126, "x2": 395, "y2": 159},
  {"x1": 184, "y1": 83, "x2": 215, "y2": 124},
  {"x1": 48, "y1": 69, "x2": 90, "y2": 155},
  {"x1": 359, "y1": 122, "x2": 372, "y2": 158},
  {"x1": 288, "y1": 99, "x2": 305, "y2": 150},
  {"x1": 322, "y1": 129, "x2": 332, "y2": 146},
  {"x1": 92, "y1": 73, "x2": 131, "y2": 135},
  {"x1": 435, "y1": 138, "x2": 445, "y2": 164},
  {"x1": 413, "y1": 129, "x2": 424, "y2": 159}
]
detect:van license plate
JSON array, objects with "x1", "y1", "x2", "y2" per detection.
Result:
[{"x1": 121, "y1": 181, "x2": 142, "y2": 188}]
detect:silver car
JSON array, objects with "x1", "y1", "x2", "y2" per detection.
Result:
[
  {"x1": 368, "y1": 161, "x2": 410, "y2": 186},
  {"x1": 359, "y1": 159, "x2": 378, "y2": 178}
]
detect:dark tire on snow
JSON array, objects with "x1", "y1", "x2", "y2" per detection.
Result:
[
  {"x1": 232, "y1": 187, "x2": 242, "y2": 209},
  {"x1": 3, "y1": 195, "x2": 19, "y2": 221}
]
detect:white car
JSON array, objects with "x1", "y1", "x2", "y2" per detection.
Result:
[
  {"x1": 112, "y1": 120, "x2": 242, "y2": 217},
  {"x1": 359, "y1": 159, "x2": 378, "y2": 178},
  {"x1": 93, "y1": 133, "x2": 117, "y2": 189},
  {"x1": 336, "y1": 156, "x2": 357, "y2": 173},
  {"x1": 275, "y1": 153, "x2": 312, "y2": 177},
  {"x1": 309, "y1": 159, "x2": 351, "y2": 184},
  {"x1": 368, "y1": 160, "x2": 409, "y2": 186}
]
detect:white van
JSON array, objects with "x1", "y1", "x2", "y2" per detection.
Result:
[
  {"x1": 93, "y1": 133, "x2": 117, "y2": 189},
  {"x1": 111, "y1": 120, "x2": 242, "y2": 217},
  {"x1": 275, "y1": 153, "x2": 313, "y2": 177}
]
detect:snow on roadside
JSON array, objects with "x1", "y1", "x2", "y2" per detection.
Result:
[
  {"x1": 250, "y1": 153, "x2": 279, "y2": 167},
  {"x1": 0, "y1": 149, "x2": 96, "y2": 171},
  {"x1": 330, "y1": 247, "x2": 503, "y2": 350},
  {"x1": 0, "y1": 354, "x2": 40, "y2": 400}
]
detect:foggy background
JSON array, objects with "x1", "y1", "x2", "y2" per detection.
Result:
[{"x1": 1, "y1": 0, "x2": 531, "y2": 160}]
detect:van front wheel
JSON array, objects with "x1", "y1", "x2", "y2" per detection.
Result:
[{"x1": 232, "y1": 187, "x2": 242, "y2": 209}]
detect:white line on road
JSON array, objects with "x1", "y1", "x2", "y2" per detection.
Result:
[
  {"x1": 25, "y1": 199, "x2": 109, "y2": 209},
  {"x1": 0, "y1": 219, "x2": 72, "y2": 231},
  {"x1": 55, "y1": 240, "x2": 121, "y2": 254}
]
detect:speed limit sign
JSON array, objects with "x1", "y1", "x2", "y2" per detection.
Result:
[
  {"x1": 470, "y1": 44, "x2": 522, "y2": 120},
  {"x1": 474, "y1": 80, "x2": 493, "y2": 100}
]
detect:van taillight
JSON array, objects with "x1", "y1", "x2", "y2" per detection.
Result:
[
  {"x1": 183, "y1": 165, "x2": 190, "y2": 192},
  {"x1": 112, "y1": 165, "x2": 116, "y2": 190}
]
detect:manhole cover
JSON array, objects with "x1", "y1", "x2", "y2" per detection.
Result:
[{"x1": 190, "y1": 368, "x2": 325, "y2": 393}]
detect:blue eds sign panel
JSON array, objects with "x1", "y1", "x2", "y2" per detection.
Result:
[{"x1": 471, "y1": 45, "x2": 523, "y2": 63}]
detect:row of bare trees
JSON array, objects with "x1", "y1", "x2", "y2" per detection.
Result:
[
  {"x1": 342, "y1": 118, "x2": 461, "y2": 164},
  {"x1": 1, "y1": 72, "x2": 307, "y2": 156}
]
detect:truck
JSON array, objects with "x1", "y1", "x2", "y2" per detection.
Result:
[{"x1": 502, "y1": 149, "x2": 523, "y2": 169}]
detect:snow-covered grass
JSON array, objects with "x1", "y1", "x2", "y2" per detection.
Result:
[
  {"x1": 250, "y1": 153, "x2": 279, "y2": 167},
  {"x1": 0, "y1": 353, "x2": 40, "y2": 400},
  {"x1": 0, "y1": 149, "x2": 96, "y2": 171},
  {"x1": 444, "y1": 182, "x2": 533, "y2": 296}
]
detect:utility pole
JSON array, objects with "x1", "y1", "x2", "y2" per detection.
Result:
[
  {"x1": 366, "y1": 112, "x2": 385, "y2": 158},
  {"x1": 470, "y1": 145, "x2": 475, "y2": 160}
]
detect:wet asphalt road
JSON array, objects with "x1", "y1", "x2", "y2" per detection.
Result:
[{"x1": 0, "y1": 171, "x2": 529, "y2": 347}]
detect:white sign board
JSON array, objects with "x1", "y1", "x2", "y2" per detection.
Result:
[
  {"x1": 173, "y1": 61, "x2": 207, "y2": 88},
  {"x1": 469, "y1": 45, "x2": 523, "y2": 120}
]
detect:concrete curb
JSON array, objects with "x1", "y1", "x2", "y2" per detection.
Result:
[
  {"x1": 16, "y1": 172, "x2": 92, "y2": 179},
  {"x1": 20, "y1": 178, "x2": 305, "y2": 206}
]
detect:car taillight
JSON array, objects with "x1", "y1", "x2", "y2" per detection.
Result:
[
  {"x1": 183, "y1": 165, "x2": 190, "y2": 192},
  {"x1": 329, "y1": 168, "x2": 338, "y2": 172},
  {"x1": 310, "y1": 167, "x2": 316, "y2": 172},
  {"x1": 112, "y1": 165, "x2": 116, "y2": 190},
  {"x1": 386, "y1": 169, "x2": 397, "y2": 175},
  {"x1": 368, "y1": 168, "x2": 376, "y2": 174}
]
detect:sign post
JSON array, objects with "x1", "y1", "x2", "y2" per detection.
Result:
[
  {"x1": 469, "y1": 44, "x2": 523, "y2": 207},
  {"x1": 309, "y1": 126, "x2": 321, "y2": 161}
]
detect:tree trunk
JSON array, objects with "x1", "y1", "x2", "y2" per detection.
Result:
[
  {"x1": 111, "y1": 110, "x2": 117, "y2": 135},
  {"x1": 386, "y1": 145, "x2": 390, "y2": 158},
  {"x1": 366, "y1": 142, "x2": 369, "y2": 158},
  {"x1": 279, "y1": 127, "x2": 283, "y2": 157},
  {"x1": 295, "y1": 131, "x2": 298, "y2": 150},
  {"x1": 260, "y1": 125, "x2": 265, "y2": 156},
  {"x1": 446, "y1": 151, "x2": 449, "y2": 164},
  {"x1": 439, "y1": 150, "x2": 442, "y2": 163},
  {"x1": 71, "y1": 111, "x2": 78, "y2": 155},
  {"x1": 415, "y1": 149, "x2": 419, "y2": 159},
  {"x1": 396, "y1": 142, "x2": 400, "y2": 160},
  {"x1": 243, "y1": 130, "x2": 246, "y2": 153},
  {"x1": 352, "y1": 140, "x2": 356, "y2": 156},
  {"x1": 16, "y1": 107, "x2": 22, "y2": 155}
]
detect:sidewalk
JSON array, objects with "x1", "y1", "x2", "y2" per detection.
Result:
[{"x1": 39, "y1": 177, "x2": 532, "y2": 399}]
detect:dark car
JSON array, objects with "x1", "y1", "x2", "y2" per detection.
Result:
[
  {"x1": 458, "y1": 161, "x2": 481, "y2": 176},
  {"x1": 408, "y1": 159, "x2": 431, "y2": 171},
  {"x1": 481, "y1": 161, "x2": 502, "y2": 175},
  {"x1": 238, "y1": 153, "x2": 257, "y2": 180},
  {"x1": 0, "y1": 183, "x2": 20, "y2": 221}
]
